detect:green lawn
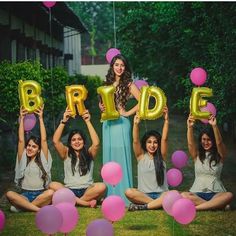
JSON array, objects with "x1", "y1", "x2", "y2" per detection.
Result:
[{"x1": 1, "y1": 106, "x2": 236, "y2": 235}]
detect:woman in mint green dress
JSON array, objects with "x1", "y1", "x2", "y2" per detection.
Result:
[{"x1": 99, "y1": 54, "x2": 140, "y2": 205}]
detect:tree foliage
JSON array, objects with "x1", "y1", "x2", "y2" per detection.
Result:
[{"x1": 115, "y1": 2, "x2": 236, "y2": 127}]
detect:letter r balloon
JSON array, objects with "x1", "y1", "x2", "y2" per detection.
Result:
[{"x1": 65, "y1": 85, "x2": 88, "y2": 117}]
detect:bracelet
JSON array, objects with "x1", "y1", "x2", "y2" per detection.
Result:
[{"x1": 60, "y1": 120, "x2": 67, "y2": 125}]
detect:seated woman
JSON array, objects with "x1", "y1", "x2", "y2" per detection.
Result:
[
  {"x1": 49, "y1": 107, "x2": 106, "y2": 207},
  {"x1": 181, "y1": 114, "x2": 233, "y2": 210},
  {"x1": 125, "y1": 107, "x2": 169, "y2": 211},
  {"x1": 6, "y1": 106, "x2": 53, "y2": 212}
]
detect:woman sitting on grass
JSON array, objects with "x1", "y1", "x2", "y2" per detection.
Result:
[
  {"x1": 49, "y1": 107, "x2": 106, "y2": 207},
  {"x1": 181, "y1": 114, "x2": 233, "y2": 210},
  {"x1": 6, "y1": 106, "x2": 53, "y2": 212},
  {"x1": 125, "y1": 107, "x2": 169, "y2": 211}
]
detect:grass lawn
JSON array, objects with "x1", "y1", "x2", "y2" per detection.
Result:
[{"x1": 1, "y1": 104, "x2": 236, "y2": 235}]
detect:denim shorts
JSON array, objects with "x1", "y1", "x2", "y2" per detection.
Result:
[
  {"x1": 21, "y1": 190, "x2": 44, "y2": 202},
  {"x1": 69, "y1": 188, "x2": 87, "y2": 198},
  {"x1": 196, "y1": 192, "x2": 216, "y2": 201},
  {"x1": 146, "y1": 192, "x2": 162, "y2": 200}
]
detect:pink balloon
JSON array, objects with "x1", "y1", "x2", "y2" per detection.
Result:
[
  {"x1": 102, "y1": 195, "x2": 126, "y2": 222},
  {"x1": 52, "y1": 188, "x2": 76, "y2": 206},
  {"x1": 35, "y1": 205, "x2": 63, "y2": 234},
  {"x1": 23, "y1": 113, "x2": 36, "y2": 132},
  {"x1": 86, "y1": 219, "x2": 114, "y2": 236},
  {"x1": 0, "y1": 210, "x2": 5, "y2": 232},
  {"x1": 167, "y1": 168, "x2": 183, "y2": 187},
  {"x1": 101, "y1": 162, "x2": 123, "y2": 186},
  {"x1": 172, "y1": 198, "x2": 196, "y2": 224},
  {"x1": 162, "y1": 190, "x2": 182, "y2": 216},
  {"x1": 43, "y1": 1, "x2": 56, "y2": 8},
  {"x1": 106, "y1": 48, "x2": 121, "y2": 64},
  {"x1": 200, "y1": 102, "x2": 217, "y2": 124},
  {"x1": 55, "y1": 203, "x2": 79, "y2": 233},
  {"x1": 190, "y1": 67, "x2": 207, "y2": 86},
  {"x1": 171, "y1": 150, "x2": 188, "y2": 169},
  {"x1": 134, "y1": 80, "x2": 148, "y2": 90}
]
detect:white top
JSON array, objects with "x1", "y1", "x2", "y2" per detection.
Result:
[
  {"x1": 190, "y1": 152, "x2": 226, "y2": 193},
  {"x1": 14, "y1": 149, "x2": 52, "y2": 190},
  {"x1": 138, "y1": 152, "x2": 168, "y2": 193},
  {"x1": 64, "y1": 156, "x2": 94, "y2": 189}
]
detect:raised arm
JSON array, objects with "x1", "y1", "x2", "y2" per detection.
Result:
[
  {"x1": 133, "y1": 114, "x2": 144, "y2": 160},
  {"x1": 208, "y1": 115, "x2": 227, "y2": 160},
  {"x1": 161, "y1": 106, "x2": 169, "y2": 160},
  {"x1": 34, "y1": 105, "x2": 48, "y2": 160},
  {"x1": 18, "y1": 107, "x2": 27, "y2": 161},
  {"x1": 120, "y1": 83, "x2": 140, "y2": 117},
  {"x1": 81, "y1": 110, "x2": 100, "y2": 159},
  {"x1": 187, "y1": 114, "x2": 198, "y2": 160},
  {"x1": 52, "y1": 107, "x2": 71, "y2": 160}
]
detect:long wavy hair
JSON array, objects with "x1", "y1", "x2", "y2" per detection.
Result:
[
  {"x1": 20, "y1": 136, "x2": 48, "y2": 188},
  {"x1": 67, "y1": 129, "x2": 92, "y2": 176},
  {"x1": 198, "y1": 127, "x2": 221, "y2": 168},
  {"x1": 141, "y1": 130, "x2": 165, "y2": 186},
  {"x1": 104, "y1": 54, "x2": 132, "y2": 108}
]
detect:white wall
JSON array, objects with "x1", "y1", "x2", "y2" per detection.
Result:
[{"x1": 81, "y1": 64, "x2": 109, "y2": 80}]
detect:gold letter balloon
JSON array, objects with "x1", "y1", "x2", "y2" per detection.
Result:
[
  {"x1": 138, "y1": 86, "x2": 167, "y2": 120},
  {"x1": 18, "y1": 80, "x2": 43, "y2": 113},
  {"x1": 66, "y1": 85, "x2": 88, "y2": 117},
  {"x1": 97, "y1": 85, "x2": 120, "y2": 121},
  {"x1": 190, "y1": 87, "x2": 213, "y2": 119}
]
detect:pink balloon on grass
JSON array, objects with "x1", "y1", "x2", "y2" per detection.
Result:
[
  {"x1": 162, "y1": 190, "x2": 182, "y2": 216},
  {"x1": 52, "y1": 188, "x2": 76, "y2": 206},
  {"x1": 190, "y1": 67, "x2": 207, "y2": 86},
  {"x1": 134, "y1": 80, "x2": 148, "y2": 90},
  {"x1": 35, "y1": 205, "x2": 63, "y2": 234},
  {"x1": 102, "y1": 195, "x2": 126, "y2": 222},
  {"x1": 23, "y1": 113, "x2": 36, "y2": 132},
  {"x1": 171, "y1": 150, "x2": 188, "y2": 169},
  {"x1": 167, "y1": 168, "x2": 183, "y2": 187},
  {"x1": 86, "y1": 219, "x2": 114, "y2": 236},
  {"x1": 101, "y1": 162, "x2": 123, "y2": 186},
  {"x1": 172, "y1": 198, "x2": 196, "y2": 225},
  {"x1": 55, "y1": 202, "x2": 79, "y2": 233},
  {"x1": 106, "y1": 48, "x2": 121, "y2": 64},
  {"x1": 43, "y1": 1, "x2": 56, "y2": 8},
  {"x1": 0, "y1": 209, "x2": 5, "y2": 232},
  {"x1": 200, "y1": 102, "x2": 217, "y2": 124}
]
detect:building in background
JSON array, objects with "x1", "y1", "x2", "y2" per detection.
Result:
[{"x1": 0, "y1": 2, "x2": 87, "y2": 75}]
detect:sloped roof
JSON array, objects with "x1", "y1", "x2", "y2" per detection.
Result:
[{"x1": 0, "y1": 2, "x2": 87, "y2": 33}]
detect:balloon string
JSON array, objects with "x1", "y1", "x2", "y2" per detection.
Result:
[
  {"x1": 112, "y1": 185, "x2": 115, "y2": 195},
  {"x1": 172, "y1": 218, "x2": 175, "y2": 236},
  {"x1": 49, "y1": 7, "x2": 55, "y2": 131}
]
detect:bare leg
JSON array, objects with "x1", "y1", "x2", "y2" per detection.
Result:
[
  {"x1": 6, "y1": 191, "x2": 40, "y2": 212},
  {"x1": 80, "y1": 182, "x2": 106, "y2": 207},
  {"x1": 125, "y1": 188, "x2": 153, "y2": 204},
  {"x1": 196, "y1": 192, "x2": 233, "y2": 210},
  {"x1": 147, "y1": 192, "x2": 167, "y2": 210},
  {"x1": 32, "y1": 189, "x2": 54, "y2": 207}
]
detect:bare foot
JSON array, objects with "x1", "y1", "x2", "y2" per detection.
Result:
[{"x1": 90, "y1": 199, "x2": 97, "y2": 208}]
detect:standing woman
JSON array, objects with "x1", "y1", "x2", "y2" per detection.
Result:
[
  {"x1": 182, "y1": 114, "x2": 233, "y2": 210},
  {"x1": 125, "y1": 107, "x2": 169, "y2": 211},
  {"x1": 99, "y1": 54, "x2": 140, "y2": 205},
  {"x1": 6, "y1": 106, "x2": 53, "y2": 212},
  {"x1": 50, "y1": 108, "x2": 106, "y2": 207}
]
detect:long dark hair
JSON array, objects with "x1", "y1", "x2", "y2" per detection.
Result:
[
  {"x1": 141, "y1": 130, "x2": 165, "y2": 186},
  {"x1": 20, "y1": 136, "x2": 48, "y2": 188},
  {"x1": 67, "y1": 129, "x2": 92, "y2": 176},
  {"x1": 105, "y1": 54, "x2": 132, "y2": 108},
  {"x1": 198, "y1": 127, "x2": 221, "y2": 168}
]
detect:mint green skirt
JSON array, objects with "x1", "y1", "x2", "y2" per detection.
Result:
[{"x1": 103, "y1": 116, "x2": 133, "y2": 206}]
